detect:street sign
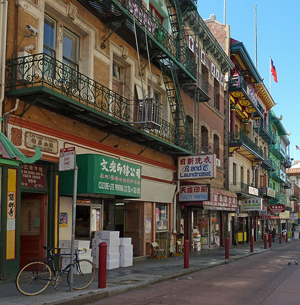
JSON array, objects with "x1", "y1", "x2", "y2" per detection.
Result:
[{"x1": 59, "y1": 147, "x2": 76, "y2": 171}]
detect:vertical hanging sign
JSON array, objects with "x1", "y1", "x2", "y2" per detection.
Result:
[{"x1": 6, "y1": 168, "x2": 17, "y2": 260}]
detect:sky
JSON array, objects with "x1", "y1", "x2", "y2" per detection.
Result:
[{"x1": 197, "y1": 0, "x2": 299, "y2": 161}]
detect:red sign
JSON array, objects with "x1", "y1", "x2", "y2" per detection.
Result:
[
  {"x1": 59, "y1": 147, "x2": 76, "y2": 171},
  {"x1": 269, "y1": 204, "x2": 285, "y2": 213},
  {"x1": 21, "y1": 164, "x2": 46, "y2": 189}
]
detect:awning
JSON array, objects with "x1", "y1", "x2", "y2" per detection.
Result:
[
  {"x1": 259, "y1": 214, "x2": 280, "y2": 220},
  {"x1": 0, "y1": 117, "x2": 42, "y2": 166}
]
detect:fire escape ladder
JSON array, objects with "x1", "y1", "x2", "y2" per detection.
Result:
[
  {"x1": 159, "y1": 58, "x2": 192, "y2": 150},
  {"x1": 166, "y1": 0, "x2": 189, "y2": 71}
]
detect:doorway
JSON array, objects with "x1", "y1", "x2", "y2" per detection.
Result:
[
  {"x1": 20, "y1": 194, "x2": 46, "y2": 268},
  {"x1": 124, "y1": 208, "x2": 141, "y2": 256}
]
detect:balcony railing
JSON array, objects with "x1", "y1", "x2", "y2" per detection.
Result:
[
  {"x1": 229, "y1": 182, "x2": 263, "y2": 197},
  {"x1": 229, "y1": 131, "x2": 263, "y2": 158},
  {"x1": 90, "y1": 0, "x2": 197, "y2": 77},
  {"x1": 229, "y1": 75, "x2": 264, "y2": 117},
  {"x1": 6, "y1": 53, "x2": 197, "y2": 153}
]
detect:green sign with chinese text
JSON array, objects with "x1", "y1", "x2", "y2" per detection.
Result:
[{"x1": 59, "y1": 154, "x2": 141, "y2": 198}]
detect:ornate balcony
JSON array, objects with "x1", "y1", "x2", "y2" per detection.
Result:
[
  {"x1": 229, "y1": 75, "x2": 264, "y2": 118},
  {"x1": 229, "y1": 131, "x2": 263, "y2": 161},
  {"x1": 5, "y1": 53, "x2": 197, "y2": 155}
]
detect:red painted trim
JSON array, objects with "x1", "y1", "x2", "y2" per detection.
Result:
[{"x1": 9, "y1": 116, "x2": 176, "y2": 171}]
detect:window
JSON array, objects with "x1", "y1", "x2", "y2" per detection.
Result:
[
  {"x1": 187, "y1": 115, "x2": 193, "y2": 136},
  {"x1": 233, "y1": 163, "x2": 237, "y2": 185},
  {"x1": 150, "y1": 4, "x2": 164, "y2": 25},
  {"x1": 156, "y1": 204, "x2": 168, "y2": 231},
  {"x1": 247, "y1": 170, "x2": 250, "y2": 185},
  {"x1": 63, "y1": 27, "x2": 79, "y2": 71},
  {"x1": 214, "y1": 79, "x2": 220, "y2": 110},
  {"x1": 241, "y1": 166, "x2": 244, "y2": 183},
  {"x1": 44, "y1": 15, "x2": 56, "y2": 57},
  {"x1": 213, "y1": 134, "x2": 219, "y2": 158},
  {"x1": 201, "y1": 126, "x2": 209, "y2": 150},
  {"x1": 113, "y1": 62, "x2": 121, "y2": 80}
]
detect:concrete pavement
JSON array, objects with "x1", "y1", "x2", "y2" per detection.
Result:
[{"x1": 1, "y1": 238, "x2": 297, "y2": 305}]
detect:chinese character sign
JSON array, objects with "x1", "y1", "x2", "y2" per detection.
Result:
[
  {"x1": 178, "y1": 155, "x2": 216, "y2": 180},
  {"x1": 179, "y1": 185, "x2": 209, "y2": 202},
  {"x1": 94, "y1": 155, "x2": 142, "y2": 197}
]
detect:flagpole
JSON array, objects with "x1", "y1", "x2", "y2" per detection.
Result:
[{"x1": 270, "y1": 56, "x2": 272, "y2": 94}]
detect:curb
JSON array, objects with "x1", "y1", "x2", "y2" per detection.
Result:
[{"x1": 53, "y1": 241, "x2": 294, "y2": 305}]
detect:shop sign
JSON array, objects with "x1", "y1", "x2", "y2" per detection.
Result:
[
  {"x1": 290, "y1": 213, "x2": 298, "y2": 220},
  {"x1": 241, "y1": 198, "x2": 262, "y2": 211},
  {"x1": 179, "y1": 184, "x2": 209, "y2": 202},
  {"x1": 25, "y1": 132, "x2": 58, "y2": 154},
  {"x1": 21, "y1": 164, "x2": 46, "y2": 189},
  {"x1": 178, "y1": 154, "x2": 216, "y2": 180},
  {"x1": 270, "y1": 204, "x2": 285, "y2": 213},
  {"x1": 267, "y1": 187, "x2": 276, "y2": 198},
  {"x1": 59, "y1": 154, "x2": 142, "y2": 198},
  {"x1": 203, "y1": 188, "x2": 238, "y2": 211},
  {"x1": 248, "y1": 186, "x2": 258, "y2": 196}
]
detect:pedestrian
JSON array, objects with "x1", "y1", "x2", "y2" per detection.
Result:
[
  {"x1": 282, "y1": 228, "x2": 287, "y2": 239},
  {"x1": 272, "y1": 228, "x2": 276, "y2": 242}
]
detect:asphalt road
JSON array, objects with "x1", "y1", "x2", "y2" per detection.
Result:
[{"x1": 89, "y1": 242, "x2": 300, "y2": 305}]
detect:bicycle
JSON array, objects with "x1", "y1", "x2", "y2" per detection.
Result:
[{"x1": 16, "y1": 246, "x2": 96, "y2": 296}]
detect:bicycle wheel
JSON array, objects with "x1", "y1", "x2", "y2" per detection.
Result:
[
  {"x1": 67, "y1": 259, "x2": 95, "y2": 290},
  {"x1": 16, "y1": 261, "x2": 52, "y2": 296}
]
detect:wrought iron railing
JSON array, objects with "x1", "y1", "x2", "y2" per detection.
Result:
[
  {"x1": 6, "y1": 53, "x2": 197, "y2": 153},
  {"x1": 110, "y1": 0, "x2": 197, "y2": 77},
  {"x1": 229, "y1": 131, "x2": 263, "y2": 158},
  {"x1": 229, "y1": 182, "x2": 263, "y2": 197}
]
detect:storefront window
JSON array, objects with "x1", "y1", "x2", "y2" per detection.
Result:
[
  {"x1": 156, "y1": 204, "x2": 168, "y2": 231},
  {"x1": 193, "y1": 209, "x2": 209, "y2": 246},
  {"x1": 211, "y1": 211, "x2": 220, "y2": 246}
]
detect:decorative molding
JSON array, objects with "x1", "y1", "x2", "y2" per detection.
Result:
[
  {"x1": 121, "y1": 46, "x2": 129, "y2": 59},
  {"x1": 67, "y1": 2, "x2": 77, "y2": 20}
]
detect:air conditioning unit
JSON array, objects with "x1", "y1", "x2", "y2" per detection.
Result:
[
  {"x1": 17, "y1": 51, "x2": 34, "y2": 83},
  {"x1": 216, "y1": 158, "x2": 221, "y2": 167}
]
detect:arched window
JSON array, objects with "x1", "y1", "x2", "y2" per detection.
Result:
[
  {"x1": 213, "y1": 134, "x2": 219, "y2": 159},
  {"x1": 186, "y1": 115, "x2": 193, "y2": 136},
  {"x1": 201, "y1": 126, "x2": 209, "y2": 151}
]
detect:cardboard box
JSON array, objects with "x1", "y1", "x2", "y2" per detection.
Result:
[
  {"x1": 92, "y1": 238, "x2": 101, "y2": 246},
  {"x1": 107, "y1": 246, "x2": 120, "y2": 254},
  {"x1": 100, "y1": 231, "x2": 120, "y2": 239},
  {"x1": 107, "y1": 259, "x2": 119, "y2": 270},
  {"x1": 101, "y1": 238, "x2": 120, "y2": 247},
  {"x1": 120, "y1": 257, "x2": 133, "y2": 267},
  {"x1": 59, "y1": 240, "x2": 71, "y2": 248},
  {"x1": 120, "y1": 251, "x2": 133, "y2": 260},
  {"x1": 120, "y1": 237, "x2": 132, "y2": 245},
  {"x1": 58, "y1": 240, "x2": 90, "y2": 249},
  {"x1": 107, "y1": 253, "x2": 120, "y2": 261},
  {"x1": 120, "y1": 245, "x2": 133, "y2": 253}
]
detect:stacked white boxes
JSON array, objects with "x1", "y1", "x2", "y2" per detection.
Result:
[
  {"x1": 59, "y1": 240, "x2": 92, "y2": 272},
  {"x1": 119, "y1": 237, "x2": 133, "y2": 267},
  {"x1": 92, "y1": 231, "x2": 120, "y2": 269}
]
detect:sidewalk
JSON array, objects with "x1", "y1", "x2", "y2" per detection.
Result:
[{"x1": 1, "y1": 239, "x2": 297, "y2": 305}]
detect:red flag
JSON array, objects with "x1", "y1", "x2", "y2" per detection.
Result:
[{"x1": 271, "y1": 59, "x2": 278, "y2": 83}]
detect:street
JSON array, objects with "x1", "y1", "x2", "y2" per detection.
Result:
[{"x1": 90, "y1": 242, "x2": 300, "y2": 305}]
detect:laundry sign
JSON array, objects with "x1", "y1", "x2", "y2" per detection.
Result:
[{"x1": 178, "y1": 154, "x2": 216, "y2": 180}]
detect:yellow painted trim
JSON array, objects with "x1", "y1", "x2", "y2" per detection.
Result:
[{"x1": 54, "y1": 174, "x2": 59, "y2": 254}]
